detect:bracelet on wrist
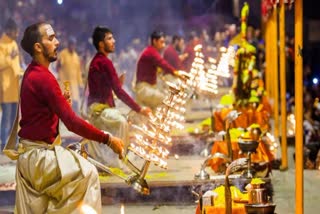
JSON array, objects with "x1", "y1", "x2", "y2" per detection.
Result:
[{"x1": 103, "y1": 131, "x2": 113, "y2": 146}]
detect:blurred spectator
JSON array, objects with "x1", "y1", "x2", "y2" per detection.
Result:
[
  {"x1": 212, "y1": 31, "x2": 224, "y2": 58},
  {"x1": 253, "y1": 28, "x2": 265, "y2": 72},
  {"x1": 163, "y1": 35, "x2": 187, "y2": 70},
  {"x1": 82, "y1": 48, "x2": 94, "y2": 80},
  {"x1": 286, "y1": 36, "x2": 294, "y2": 96},
  {"x1": 223, "y1": 24, "x2": 237, "y2": 47},
  {"x1": 183, "y1": 31, "x2": 200, "y2": 72},
  {"x1": 0, "y1": 19, "x2": 22, "y2": 150},
  {"x1": 246, "y1": 26, "x2": 254, "y2": 45},
  {"x1": 57, "y1": 36, "x2": 83, "y2": 113}
]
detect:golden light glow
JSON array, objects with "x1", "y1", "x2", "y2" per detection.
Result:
[
  {"x1": 219, "y1": 47, "x2": 227, "y2": 52},
  {"x1": 120, "y1": 204, "x2": 125, "y2": 214},
  {"x1": 129, "y1": 79, "x2": 190, "y2": 168},
  {"x1": 194, "y1": 44, "x2": 202, "y2": 51},
  {"x1": 214, "y1": 46, "x2": 235, "y2": 78},
  {"x1": 128, "y1": 44, "x2": 225, "y2": 171},
  {"x1": 80, "y1": 204, "x2": 97, "y2": 214},
  {"x1": 190, "y1": 45, "x2": 219, "y2": 95}
]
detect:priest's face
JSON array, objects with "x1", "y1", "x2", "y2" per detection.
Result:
[
  {"x1": 103, "y1": 32, "x2": 115, "y2": 53},
  {"x1": 152, "y1": 36, "x2": 166, "y2": 51},
  {"x1": 176, "y1": 38, "x2": 185, "y2": 52},
  {"x1": 38, "y1": 24, "x2": 60, "y2": 62}
]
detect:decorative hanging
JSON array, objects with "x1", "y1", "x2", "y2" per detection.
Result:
[
  {"x1": 261, "y1": 0, "x2": 277, "y2": 21},
  {"x1": 284, "y1": 0, "x2": 294, "y2": 9},
  {"x1": 261, "y1": 0, "x2": 293, "y2": 21}
]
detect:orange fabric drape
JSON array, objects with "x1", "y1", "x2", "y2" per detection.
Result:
[{"x1": 209, "y1": 140, "x2": 274, "y2": 172}]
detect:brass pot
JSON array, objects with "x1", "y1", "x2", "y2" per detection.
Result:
[
  {"x1": 238, "y1": 139, "x2": 259, "y2": 153},
  {"x1": 248, "y1": 187, "x2": 268, "y2": 204},
  {"x1": 245, "y1": 203, "x2": 276, "y2": 214},
  {"x1": 200, "y1": 195, "x2": 214, "y2": 211}
]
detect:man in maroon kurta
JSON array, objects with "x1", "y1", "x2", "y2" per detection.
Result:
[
  {"x1": 135, "y1": 31, "x2": 178, "y2": 108},
  {"x1": 19, "y1": 60, "x2": 112, "y2": 144},
  {"x1": 9, "y1": 22, "x2": 123, "y2": 213},
  {"x1": 163, "y1": 35, "x2": 187, "y2": 71},
  {"x1": 88, "y1": 52, "x2": 142, "y2": 111},
  {"x1": 183, "y1": 32, "x2": 200, "y2": 72},
  {"x1": 87, "y1": 26, "x2": 151, "y2": 166}
]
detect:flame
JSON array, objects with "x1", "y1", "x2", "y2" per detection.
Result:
[
  {"x1": 212, "y1": 45, "x2": 235, "y2": 78},
  {"x1": 266, "y1": 132, "x2": 275, "y2": 142},
  {"x1": 124, "y1": 47, "x2": 192, "y2": 169},
  {"x1": 208, "y1": 57, "x2": 217, "y2": 63},
  {"x1": 80, "y1": 204, "x2": 97, "y2": 214},
  {"x1": 288, "y1": 130, "x2": 294, "y2": 135},
  {"x1": 219, "y1": 46, "x2": 227, "y2": 52},
  {"x1": 120, "y1": 204, "x2": 125, "y2": 214},
  {"x1": 194, "y1": 44, "x2": 202, "y2": 51}
]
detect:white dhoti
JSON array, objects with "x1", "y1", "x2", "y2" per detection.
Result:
[
  {"x1": 87, "y1": 104, "x2": 129, "y2": 168},
  {"x1": 15, "y1": 137, "x2": 101, "y2": 214},
  {"x1": 135, "y1": 82, "x2": 166, "y2": 109}
]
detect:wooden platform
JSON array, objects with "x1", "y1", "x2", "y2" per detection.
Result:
[
  {"x1": 99, "y1": 155, "x2": 270, "y2": 189},
  {"x1": 97, "y1": 155, "x2": 271, "y2": 205}
]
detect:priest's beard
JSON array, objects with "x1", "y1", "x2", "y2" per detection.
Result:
[{"x1": 40, "y1": 43, "x2": 58, "y2": 62}]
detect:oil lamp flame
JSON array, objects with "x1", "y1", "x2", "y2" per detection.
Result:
[
  {"x1": 80, "y1": 204, "x2": 97, "y2": 214},
  {"x1": 120, "y1": 204, "x2": 125, "y2": 214}
]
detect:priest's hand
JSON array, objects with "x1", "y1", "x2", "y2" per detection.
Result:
[
  {"x1": 119, "y1": 72, "x2": 126, "y2": 86},
  {"x1": 174, "y1": 70, "x2": 190, "y2": 80},
  {"x1": 63, "y1": 90, "x2": 72, "y2": 106},
  {"x1": 107, "y1": 136, "x2": 124, "y2": 159},
  {"x1": 140, "y1": 106, "x2": 152, "y2": 117},
  {"x1": 179, "y1": 53, "x2": 189, "y2": 61}
]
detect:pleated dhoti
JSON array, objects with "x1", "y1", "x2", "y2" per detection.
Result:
[
  {"x1": 135, "y1": 82, "x2": 166, "y2": 109},
  {"x1": 15, "y1": 138, "x2": 102, "y2": 214},
  {"x1": 87, "y1": 105, "x2": 129, "y2": 168}
]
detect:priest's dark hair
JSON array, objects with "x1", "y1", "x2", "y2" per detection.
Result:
[
  {"x1": 150, "y1": 30, "x2": 164, "y2": 41},
  {"x1": 21, "y1": 22, "x2": 45, "y2": 57},
  {"x1": 92, "y1": 26, "x2": 112, "y2": 51}
]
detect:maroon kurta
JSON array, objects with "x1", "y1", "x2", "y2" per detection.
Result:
[
  {"x1": 183, "y1": 40, "x2": 200, "y2": 72},
  {"x1": 136, "y1": 45, "x2": 175, "y2": 85},
  {"x1": 182, "y1": 43, "x2": 195, "y2": 72},
  {"x1": 163, "y1": 45, "x2": 183, "y2": 70},
  {"x1": 88, "y1": 53, "x2": 141, "y2": 112},
  {"x1": 18, "y1": 61, "x2": 109, "y2": 144}
]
